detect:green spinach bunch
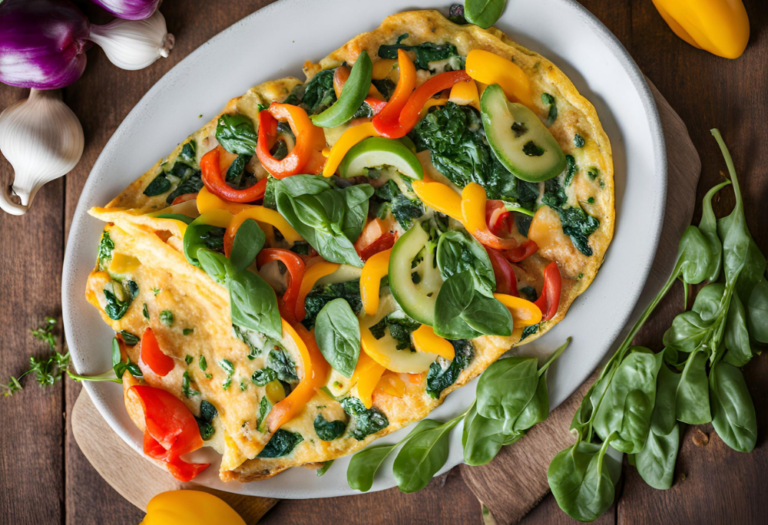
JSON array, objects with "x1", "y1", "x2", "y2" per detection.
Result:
[
  {"x1": 549, "y1": 130, "x2": 768, "y2": 522},
  {"x1": 275, "y1": 176, "x2": 374, "y2": 267},
  {"x1": 410, "y1": 102, "x2": 538, "y2": 209},
  {"x1": 378, "y1": 34, "x2": 461, "y2": 71}
]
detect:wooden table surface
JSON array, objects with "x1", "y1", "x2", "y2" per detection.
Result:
[{"x1": 1, "y1": 1, "x2": 766, "y2": 523}]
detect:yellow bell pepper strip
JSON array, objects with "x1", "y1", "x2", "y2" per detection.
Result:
[
  {"x1": 296, "y1": 261, "x2": 341, "y2": 321},
  {"x1": 449, "y1": 79, "x2": 480, "y2": 111},
  {"x1": 372, "y1": 58, "x2": 396, "y2": 80},
  {"x1": 360, "y1": 325, "x2": 391, "y2": 369},
  {"x1": 419, "y1": 97, "x2": 449, "y2": 120},
  {"x1": 493, "y1": 293, "x2": 542, "y2": 327},
  {"x1": 375, "y1": 371, "x2": 406, "y2": 397},
  {"x1": 141, "y1": 490, "x2": 246, "y2": 525},
  {"x1": 651, "y1": 0, "x2": 749, "y2": 59},
  {"x1": 461, "y1": 182, "x2": 518, "y2": 250},
  {"x1": 466, "y1": 49, "x2": 534, "y2": 108},
  {"x1": 265, "y1": 321, "x2": 330, "y2": 432},
  {"x1": 360, "y1": 248, "x2": 392, "y2": 316},
  {"x1": 223, "y1": 206, "x2": 302, "y2": 256},
  {"x1": 411, "y1": 180, "x2": 463, "y2": 222},
  {"x1": 322, "y1": 122, "x2": 379, "y2": 177},
  {"x1": 196, "y1": 186, "x2": 254, "y2": 216},
  {"x1": 372, "y1": 49, "x2": 417, "y2": 138},
  {"x1": 412, "y1": 325, "x2": 455, "y2": 361},
  {"x1": 350, "y1": 350, "x2": 386, "y2": 409}
]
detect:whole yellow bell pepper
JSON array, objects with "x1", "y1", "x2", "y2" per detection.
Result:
[
  {"x1": 141, "y1": 490, "x2": 245, "y2": 525},
  {"x1": 652, "y1": 0, "x2": 749, "y2": 59}
]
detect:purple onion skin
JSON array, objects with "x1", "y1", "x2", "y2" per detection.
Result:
[
  {"x1": 0, "y1": 0, "x2": 91, "y2": 89},
  {"x1": 88, "y1": 0, "x2": 160, "y2": 20}
]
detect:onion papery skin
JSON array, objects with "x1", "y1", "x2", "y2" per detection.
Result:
[
  {"x1": 88, "y1": 0, "x2": 161, "y2": 21},
  {"x1": 0, "y1": 0, "x2": 91, "y2": 89}
]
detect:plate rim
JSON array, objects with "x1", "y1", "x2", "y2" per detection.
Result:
[{"x1": 62, "y1": 0, "x2": 667, "y2": 499}]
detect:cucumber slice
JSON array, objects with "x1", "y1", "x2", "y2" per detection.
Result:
[
  {"x1": 480, "y1": 83, "x2": 566, "y2": 182},
  {"x1": 338, "y1": 137, "x2": 423, "y2": 180},
  {"x1": 388, "y1": 225, "x2": 443, "y2": 325}
]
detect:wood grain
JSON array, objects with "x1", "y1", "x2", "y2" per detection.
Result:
[{"x1": 0, "y1": 1, "x2": 767, "y2": 524}]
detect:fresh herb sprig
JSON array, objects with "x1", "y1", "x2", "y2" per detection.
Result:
[{"x1": 548, "y1": 130, "x2": 768, "y2": 522}]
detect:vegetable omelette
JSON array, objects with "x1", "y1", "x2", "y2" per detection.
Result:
[{"x1": 84, "y1": 9, "x2": 614, "y2": 483}]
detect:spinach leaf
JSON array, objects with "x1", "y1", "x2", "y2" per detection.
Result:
[
  {"x1": 229, "y1": 219, "x2": 265, "y2": 273},
  {"x1": 724, "y1": 291, "x2": 754, "y2": 367},
  {"x1": 225, "y1": 154, "x2": 251, "y2": 183},
  {"x1": 378, "y1": 34, "x2": 460, "y2": 71},
  {"x1": 433, "y1": 271, "x2": 513, "y2": 339},
  {"x1": 426, "y1": 339, "x2": 473, "y2": 399},
  {"x1": 650, "y1": 359, "x2": 680, "y2": 436},
  {"x1": 219, "y1": 359, "x2": 235, "y2": 390},
  {"x1": 574, "y1": 134, "x2": 585, "y2": 148},
  {"x1": 678, "y1": 225, "x2": 719, "y2": 285},
  {"x1": 183, "y1": 216, "x2": 226, "y2": 268},
  {"x1": 662, "y1": 310, "x2": 711, "y2": 354},
  {"x1": 316, "y1": 460, "x2": 334, "y2": 477},
  {"x1": 436, "y1": 230, "x2": 495, "y2": 294},
  {"x1": 118, "y1": 330, "x2": 139, "y2": 346},
  {"x1": 476, "y1": 356, "x2": 539, "y2": 423},
  {"x1": 257, "y1": 396, "x2": 271, "y2": 433},
  {"x1": 300, "y1": 69, "x2": 337, "y2": 115},
  {"x1": 165, "y1": 165, "x2": 203, "y2": 205},
  {"x1": 229, "y1": 270, "x2": 282, "y2": 341},
  {"x1": 511, "y1": 371, "x2": 550, "y2": 432},
  {"x1": 257, "y1": 429, "x2": 304, "y2": 458},
  {"x1": 341, "y1": 397, "x2": 389, "y2": 440},
  {"x1": 104, "y1": 287, "x2": 132, "y2": 321},
  {"x1": 216, "y1": 114, "x2": 257, "y2": 155},
  {"x1": 111, "y1": 337, "x2": 142, "y2": 380},
  {"x1": 464, "y1": 0, "x2": 507, "y2": 29},
  {"x1": 97, "y1": 231, "x2": 114, "y2": 271},
  {"x1": 698, "y1": 181, "x2": 730, "y2": 281},
  {"x1": 593, "y1": 349, "x2": 663, "y2": 454},
  {"x1": 372, "y1": 78, "x2": 396, "y2": 100},
  {"x1": 370, "y1": 179, "x2": 424, "y2": 230},
  {"x1": 541, "y1": 93, "x2": 557, "y2": 126},
  {"x1": 251, "y1": 368, "x2": 277, "y2": 386},
  {"x1": 315, "y1": 298, "x2": 361, "y2": 378},
  {"x1": 675, "y1": 348, "x2": 711, "y2": 424},
  {"x1": 302, "y1": 280, "x2": 362, "y2": 330},
  {"x1": 393, "y1": 416, "x2": 462, "y2": 493},
  {"x1": 266, "y1": 347, "x2": 298, "y2": 383},
  {"x1": 314, "y1": 414, "x2": 347, "y2": 441},
  {"x1": 143, "y1": 173, "x2": 172, "y2": 197},
  {"x1": 520, "y1": 323, "x2": 539, "y2": 341},
  {"x1": 542, "y1": 177, "x2": 600, "y2": 256},
  {"x1": 746, "y1": 278, "x2": 768, "y2": 343},
  {"x1": 548, "y1": 437, "x2": 622, "y2": 523},
  {"x1": 635, "y1": 424, "x2": 679, "y2": 490},
  {"x1": 710, "y1": 362, "x2": 757, "y2": 453},
  {"x1": 195, "y1": 400, "x2": 218, "y2": 441},
  {"x1": 197, "y1": 249, "x2": 234, "y2": 286},
  {"x1": 370, "y1": 311, "x2": 421, "y2": 351},
  {"x1": 159, "y1": 310, "x2": 174, "y2": 326},
  {"x1": 462, "y1": 401, "x2": 522, "y2": 466}
]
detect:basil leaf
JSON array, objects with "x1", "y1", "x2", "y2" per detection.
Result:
[
  {"x1": 434, "y1": 271, "x2": 513, "y2": 339},
  {"x1": 229, "y1": 219, "x2": 265, "y2": 273},
  {"x1": 229, "y1": 270, "x2": 282, "y2": 341},
  {"x1": 216, "y1": 114, "x2": 257, "y2": 155},
  {"x1": 710, "y1": 362, "x2": 757, "y2": 453},
  {"x1": 183, "y1": 216, "x2": 226, "y2": 268},
  {"x1": 464, "y1": 0, "x2": 507, "y2": 29},
  {"x1": 315, "y1": 298, "x2": 361, "y2": 378},
  {"x1": 197, "y1": 249, "x2": 234, "y2": 286}
]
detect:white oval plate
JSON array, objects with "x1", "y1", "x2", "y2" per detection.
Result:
[{"x1": 63, "y1": 0, "x2": 666, "y2": 499}]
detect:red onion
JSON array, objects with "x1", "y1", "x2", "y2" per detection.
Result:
[
  {"x1": 87, "y1": 0, "x2": 161, "y2": 21},
  {"x1": 0, "y1": 0, "x2": 91, "y2": 89}
]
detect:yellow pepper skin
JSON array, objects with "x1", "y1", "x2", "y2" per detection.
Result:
[
  {"x1": 228, "y1": 206, "x2": 303, "y2": 244},
  {"x1": 351, "y1": 350, "x2": 386, "y2": 408},
  {"x1": 493, "y1": 293, "x2": 542, "y2": 327},
  {"x1": 323, "y1": 122, "x2": 379, "y2": 177},
  {"x1": 361, "y1": 248, "x2": 392, "y2": 315},
  {"x1": 196, "y1": 186, "x2": 253, "y2": 215},
  {"x1": 412, "y1": 325, "x2": 455, "y2": 360},
  {"x1": 419, "y1": 97, "x2": 449, "y2": 119},
  {"x1": 652, "y1": 0, "x2": 749, "y2": 59},
  {"x1": 141, "y1": 490, "x2": 246, "y2": 525},
  {"x1": 449, "y1": 79, "x2": 480, "y2": 111},
  {"x1": 466, "y1": 50, "x2": 533, "y2": 108},
  {"x1": 411, "y1": 180, "x2": 463, "y2": 222}
]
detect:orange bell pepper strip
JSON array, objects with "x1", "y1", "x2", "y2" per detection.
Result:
[
  {"x1": 360, "y1": 248, "x2": 392, "y2": 316},
  {"x1": 351, "y1": 350, "x2": 386, "y2": 409},
  {"x1": 534, "y1": 262, "x2": 562, "y2": 322},
  {"x1": 493, "y1": 293, "x2": 542, "y2": 328},
  {"x1": 223, "y1": 206, "x2": 302, "y2": 256},
  {"x1": 264, "y1": 321, "x2": 329, "y2": 433},
  {"x1": 372, "y1": 49, "x2": 417, "y2": 138},
  {"x1": 322, "y1": 121, "x2": 379, "y2": 177},
  {"x1": 412, "y1": 325, "x2": 455, "y2": 360},
  {"x1": 461, "y1": 183, "x2": 519, "y2": 250},
  {"x1": 397, "y1": 70, "x2": 472, "y2": 134},
  {"x1": 295, "y1": 260, "x2": 341, "y2": 321},
  {"x1": 256, "y1": 103, "x2": 320, "y2": 178},
  {"x1": 256, "y1": 249, "x2": 306, "y2": 325},
  {"x1": 201, "y1": 147, "x2": 268, "y2": 203},
  {"x1": 139, "y1": 327, "x2": 174, "y2": 377},
  {"x1": 375, "y1": 371, "x2": 406, "y2": 398},
  {"x1": 131, "y1": 385, "x2": 209, "y2": 482}
]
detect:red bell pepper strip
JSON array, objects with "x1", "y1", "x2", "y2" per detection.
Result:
[
  {"x1": 256, "y1": 103, "x2": 321, "y2": 178},
  {"x1": 397, "y1": 70, "x2": 472, "y2": 134},
  {"x1": 131, "y1": 385, "x2": 210, "y2": 482},
  {"x1": 372, "y1": 50, "x2": 417, "y2": 138},
  {"x1": 256, "y1": 248, "x2": 306, "y2": 325},
  {"x1": 139, "y1": 327, "x2": 174, "y2": 377},
  {"x1": 534, "y1": 262, "x2": 562, "y2": 322},
  {"x1": 505, "y1": 240, "x2": 539, "y2": 263},
  {"x1": 201, "y1": 147, "x2": 268, "y2": 203},
  {"x1": 171, "y1": 192, "x2": 198, "y2": 206},
  {"x1": 365, "y1": 97, "x2": 388, "y2": 115},
  {"x1": 358, "y1": 232, "x2": 397, "y2": 262},
  {"x1": 486, "y1": 200, "x2": 511, "y2": 237},
  {"x1": 485, "y1": 247, "x2": 519, "y2": 297}
]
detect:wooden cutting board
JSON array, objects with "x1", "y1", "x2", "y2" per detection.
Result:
[{"x1": 71, "y1": 80, "x2": 699, "y2": 524}]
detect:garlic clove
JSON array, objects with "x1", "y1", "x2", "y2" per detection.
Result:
[
  {"x1": 88, "y1": 10, "x2": 174, "y2": 71},
  {"x1": 0, "y1": 89, "x2": 84, "y2": 216}
]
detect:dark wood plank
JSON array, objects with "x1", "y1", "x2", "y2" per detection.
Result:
[
  {"x1": 0, "y1": 87, "x2": 65, "y2": 521},
  {"x1": 521, "y1": 493, "x2": 616, "y2": 525}
]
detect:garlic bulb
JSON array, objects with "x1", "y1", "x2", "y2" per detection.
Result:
[
  {"x1": 88, "y1": 10, "x2": 175, "y2": 71},
  {"x1": 0, "y1": 90, "x2": 84, "y2": 216}
]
